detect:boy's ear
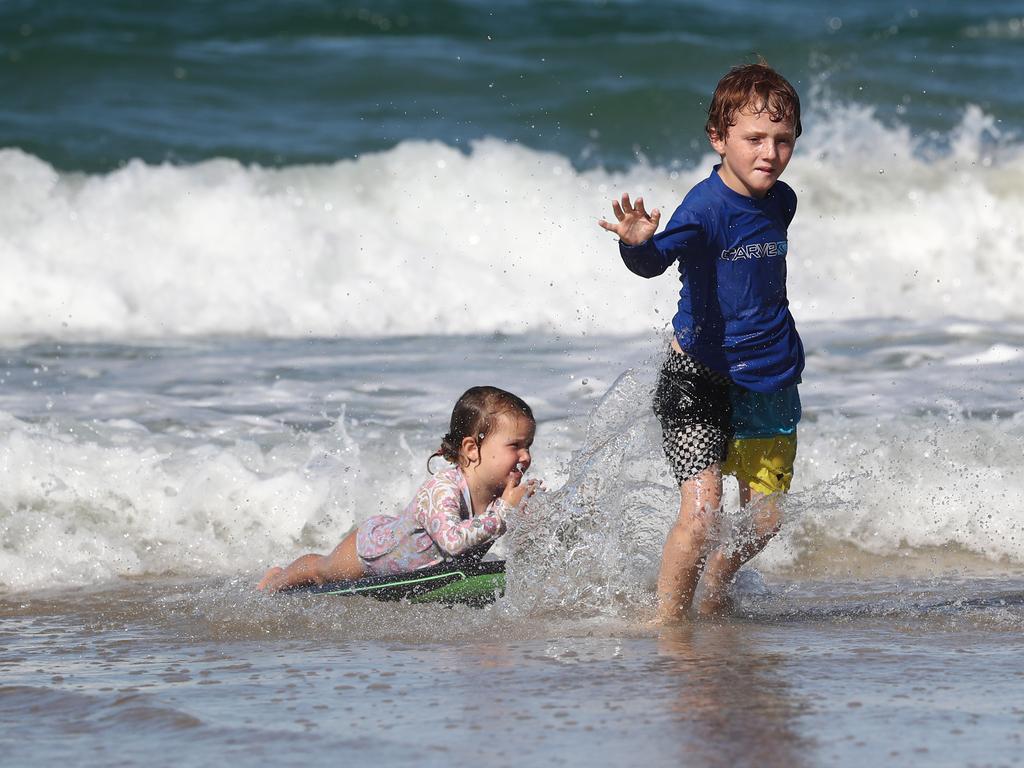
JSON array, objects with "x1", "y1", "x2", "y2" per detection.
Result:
[
  {"x1": 461, "y1": 435, "x2": 480, "y2": 464},
  {"x1": 708, "y1": 129, "x2": 727, "y2": 155}
]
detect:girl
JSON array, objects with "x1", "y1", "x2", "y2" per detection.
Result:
[{"x1": 257, "y1": 386, "x2": 538, "y2": 592}]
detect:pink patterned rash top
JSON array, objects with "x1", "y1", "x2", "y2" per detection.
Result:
[{"x1": 354, "y1": 466, "x2": 512, "y2": 575}]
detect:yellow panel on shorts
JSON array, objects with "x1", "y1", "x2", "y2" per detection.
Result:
[{"x1": 721, "y1": 434, "x2": 797, "y2": 495}]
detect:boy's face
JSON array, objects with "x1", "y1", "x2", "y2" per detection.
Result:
[{"x1": 710, "y1": 106, "x2": 796, "y2": 199}]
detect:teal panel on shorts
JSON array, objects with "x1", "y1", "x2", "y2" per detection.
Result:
[{"x1": 730, "y1": 383, "x2": 801, "y2": 439}]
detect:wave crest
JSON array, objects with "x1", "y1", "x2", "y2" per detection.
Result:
[{"x1": 1, "y1": 102, "x2": 1021, "y2": 342}]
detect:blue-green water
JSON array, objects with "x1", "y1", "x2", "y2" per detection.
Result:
[{"x1": 1, "y1": 0, "x2": 1021, "y2": 171}]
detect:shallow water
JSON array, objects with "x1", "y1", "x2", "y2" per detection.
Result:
[
  {"x1": 3, "y1": 573, "x2": 1023, "y2": 767},
  {"x1": 1, "y1": 328, "x2": 1022, "y2": 768}
]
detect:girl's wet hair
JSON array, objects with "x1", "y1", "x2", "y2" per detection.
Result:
[
  {"x1": 705, "y1": 60, "x2": 802, "y2": 141},
  {"x1": 429, "y1": 386, "x2": 534, "y2": 472}
]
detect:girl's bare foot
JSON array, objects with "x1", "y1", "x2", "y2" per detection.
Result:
[{"x1": 256, "y1": 566, "x2": 284, "y2": 592}]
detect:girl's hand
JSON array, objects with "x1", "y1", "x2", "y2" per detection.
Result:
[
  {"x1": 598, "y1": 193, "x2": 661, "y2": 246},
  {"x1": 501, "y1": 474, "x2": 541, "y2": 510}
]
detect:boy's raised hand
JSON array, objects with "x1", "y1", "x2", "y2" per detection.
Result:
[{"x1": 598, "y1": 193, "x2": 661, "y2": 245}]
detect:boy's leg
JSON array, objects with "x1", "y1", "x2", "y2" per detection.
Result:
[
  {"x1": 698, "y1": 434, "x2": 795, "y2": 614},
  {"x1": 698, "y1": 484, "x2": 782, "y2": 614},
  {"x1": 650, "y1": 348, "x2": 733, "y2": 622},
  {"x1": 656, "y1": 463, "x2": 724, "y2": 622}
]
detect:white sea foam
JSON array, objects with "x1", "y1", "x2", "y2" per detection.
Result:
[
  {"x1": 1, "y1": 103, "x2": 1021, "y2": 342},
  {"x1": 0, "y1": 411, "x2": 366, "y2": 590},
  {"x1": 2, "y1": 364, "x2": 1023, "y2": 591},
  {"x1": 761, "y1": 412, "x2": 1024, "y2": 571},
  {"x1": 3, "y1": 103, "x2": 1023, "y2": 592}
]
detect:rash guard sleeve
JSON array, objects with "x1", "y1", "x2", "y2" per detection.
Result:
[
  {"x1": 618, "y1": 206, "x2": 705, "y2": 278},
  {"x1": 774, "y1": 181, "x2": 798, "y2": 227},
  {"x1": 413, "y1": 474, "x2": 509, "y2": 557}
]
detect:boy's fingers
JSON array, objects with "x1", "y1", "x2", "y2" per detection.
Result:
[
  {"x1": 635, "y1": 197, "x2": 648, "y2": 218},
  {"x1": 610, "y1": 199, "x2": 624, "y2": 220},
  {"x1": 620, "y1": 193, "x2": 634, "y2": 214},
  {"x1": 651, "y1": 208, "x2": 662, "y2": 226}
]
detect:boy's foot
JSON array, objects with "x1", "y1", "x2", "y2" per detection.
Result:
[
  {"x1": 649, "y1": 606, "x2": 691, "y2": 626},
  {"x1": 695, "y1": 590, "x2": 734, "y2": 617}
]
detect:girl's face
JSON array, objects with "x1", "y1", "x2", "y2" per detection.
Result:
[{"x1": 466, "y1": 412, "x2": 535, "y2": 495}]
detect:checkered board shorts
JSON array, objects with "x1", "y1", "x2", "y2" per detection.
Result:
[{"x1": 652, "y1": 349, "x2": 733, "y2": 485}]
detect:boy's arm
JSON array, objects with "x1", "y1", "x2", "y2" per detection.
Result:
[
  {"x1": 776, "y1": 181, "x2": 798, "y2": 227},
  {"x1": 600, "y1": 193, "x2": 701, "y2": 278},
  {"x1": 618, "y1": 239, "x2": 675, "y2": 278}
]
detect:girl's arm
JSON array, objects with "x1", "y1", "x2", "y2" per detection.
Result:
[{"x1": 414, "y1": 476, "x2": 510, "y2": 557}]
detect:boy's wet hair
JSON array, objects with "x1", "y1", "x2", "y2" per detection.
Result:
[
  {"x1": 705, "y1": 61, "x2": 802, "y2": 141},
  {"x1": 429, "y1": 386, "x2": 534, "y2": 471}
]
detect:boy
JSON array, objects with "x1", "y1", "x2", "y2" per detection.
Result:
[{"x1": 598, "y1": 62, "x2": 804, "y2": 621}]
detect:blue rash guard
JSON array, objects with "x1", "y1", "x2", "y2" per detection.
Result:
[{"x1": 619, "y1": 165, "x2": 805, "y2": 394}]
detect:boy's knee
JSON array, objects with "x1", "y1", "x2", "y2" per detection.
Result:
[
  {"x1": 748, "y1": 494, "x2": 782, "y2": 535},
  {"x1": 755, "y1": 509, "x2": 782, "y2": 539},
  {"x1": 670, "y1": 514, "x2": 714, "y2": 554}
]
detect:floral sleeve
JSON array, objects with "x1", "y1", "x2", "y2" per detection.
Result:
[{"x1": 413, "y1": 472, "x2": 510, "y2": 556}]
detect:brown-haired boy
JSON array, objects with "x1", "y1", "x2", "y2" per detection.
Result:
[{"x1": 598, "y1": 62, "x2": 805, "y2": 621}]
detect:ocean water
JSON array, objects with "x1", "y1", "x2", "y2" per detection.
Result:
[{"x1": 2, "y1": 1, "x2": 1024, "y2": 766}]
